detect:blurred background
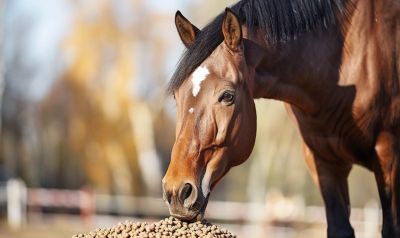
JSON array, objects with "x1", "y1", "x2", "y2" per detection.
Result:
[{"x1": 0, "y1": 0, "x2": 382, "y2": 237}]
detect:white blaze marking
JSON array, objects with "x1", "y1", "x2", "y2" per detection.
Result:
[
  {"x1": 188, "y1": 108, "x2": 194, "y2": 113},
  {"x1": 201, "y1": 169, "x2": 212, "y2": 197},
  {"x1": 191, "y1": 66, "x2": 209, "y2": 97}
]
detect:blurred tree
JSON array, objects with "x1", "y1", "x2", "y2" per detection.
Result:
[{"x1": 0, "y1": 0, "x2": 380, "y2": 209}]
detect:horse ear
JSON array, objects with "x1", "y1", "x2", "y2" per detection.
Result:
[
  {"x1": 175, "y1": 11, "x2": 200, "y2": 48},
  {"x1": 222, "y1": 8, "x2": 242, "y2": 51}
]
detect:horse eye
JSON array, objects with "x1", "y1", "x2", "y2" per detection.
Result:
[{"x1": 219, "y1": 91, "x2": 235, "y2": 105}]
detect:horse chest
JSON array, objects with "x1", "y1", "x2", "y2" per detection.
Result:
[
  {"x1": 291, "y1": 106, "x2": 374, "y2": 167},
  {"x1": 301, "y1": 132, "x2": 365, "y2": 165}
]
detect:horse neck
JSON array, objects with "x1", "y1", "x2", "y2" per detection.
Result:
[
  {"x1": 249, "y1": 23, "x2": 346, "y2": 115},
  {"x1": 248, "y1": 0, "x2": 394, "y2": 116}
]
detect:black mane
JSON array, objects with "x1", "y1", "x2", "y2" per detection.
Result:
[{"x1": 168, "y1": 0, "x2": 347, "y2": 94}]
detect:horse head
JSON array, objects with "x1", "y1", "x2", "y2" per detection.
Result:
[{"x1": 162, "y1": 9, "x2": 261, "y2": 221}]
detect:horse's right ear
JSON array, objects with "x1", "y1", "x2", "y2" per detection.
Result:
[{"x1": 175, "y1": 11, "x2": 200, "y2": 48}]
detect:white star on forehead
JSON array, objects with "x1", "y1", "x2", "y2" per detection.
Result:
[
  {"x1": 188, "y1": 108, "x2": 194, "y2": 113},
  {"x1": 191, "y1": 66, "x2": 209, "y2": 97}
]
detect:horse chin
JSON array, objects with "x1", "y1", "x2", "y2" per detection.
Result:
[
  {"x1": 196, "y1": 193, "x2": 210, "y2": 220},
  {"x1": 171, "y1": 212, "x2": 199, "y2": 222},
  {"x1": 171, "y1": 209, "x2": 203, "y2": 222}
]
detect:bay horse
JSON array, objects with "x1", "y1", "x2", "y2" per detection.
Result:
[{"x1": 162, "y1": 0, "x2": 400, "y2": 237}]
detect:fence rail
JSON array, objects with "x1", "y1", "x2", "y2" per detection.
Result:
[{"x1": 0, "y1": 178, "x2": 381, "y2": 236}]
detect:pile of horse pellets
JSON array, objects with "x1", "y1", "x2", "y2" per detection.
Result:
[{"x1": 73, "y1": 216, "x2": 236, "y2": 238}]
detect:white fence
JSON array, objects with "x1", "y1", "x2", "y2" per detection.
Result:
[
  {"x1": 0, "y1": 178, "x2": 381, "y2": 236},
  {"x1": 1, "y1": 179, "x2": 95, "y2": 228}
]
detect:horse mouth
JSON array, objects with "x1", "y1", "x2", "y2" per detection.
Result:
[{"x1": 170, "y1": 193, "x2": 210, "y2": 222}]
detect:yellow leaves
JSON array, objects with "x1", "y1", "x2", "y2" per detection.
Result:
[
  {"x1": 62, "y1": 1, "x2": 134, "y2": 89},
  {"x1": 50, "y1": 1, "x2": 145, "y2": 194}
]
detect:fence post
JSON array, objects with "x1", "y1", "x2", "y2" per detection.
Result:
[
  {"x1": 80, "y1": 187, "x2": 95, "y2": 225},
  {"x1": 7, "y1": 178, "x2": 27, "y2": 229},
  {"x1": 364, "y1": 200, "x2": 379, "y2": 238}
]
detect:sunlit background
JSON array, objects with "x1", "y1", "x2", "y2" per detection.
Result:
[{"x1": 0, "y1": 0, "x2": 382, "y2": 237}]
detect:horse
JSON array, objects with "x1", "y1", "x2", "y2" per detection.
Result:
[{"x1": 161, "y1": 0, "x2": 400, "y2": 237}]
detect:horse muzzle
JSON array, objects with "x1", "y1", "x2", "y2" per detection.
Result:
[{"x1": 162, "y1": 182, "x2": 209, "y2": 221}]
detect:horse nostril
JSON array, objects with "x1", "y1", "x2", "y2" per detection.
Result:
[
  {"x1": 179, "y1": 183, "x2": 193, "y2": 203},
  {"x1": 163, "y1": 188, "x2": 172, "y2": 205},
  {"x1": 166, "y1": 192, "x2": 172, "y2": 204}
]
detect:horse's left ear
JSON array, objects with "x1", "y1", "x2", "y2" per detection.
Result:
[{"x1": 222, "y1": 8, "x2": 242, "y2": 51}]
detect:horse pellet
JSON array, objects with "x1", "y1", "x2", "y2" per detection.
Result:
[{"x1": 73, "y1": 216, "x2": 236, "y2": 238}]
